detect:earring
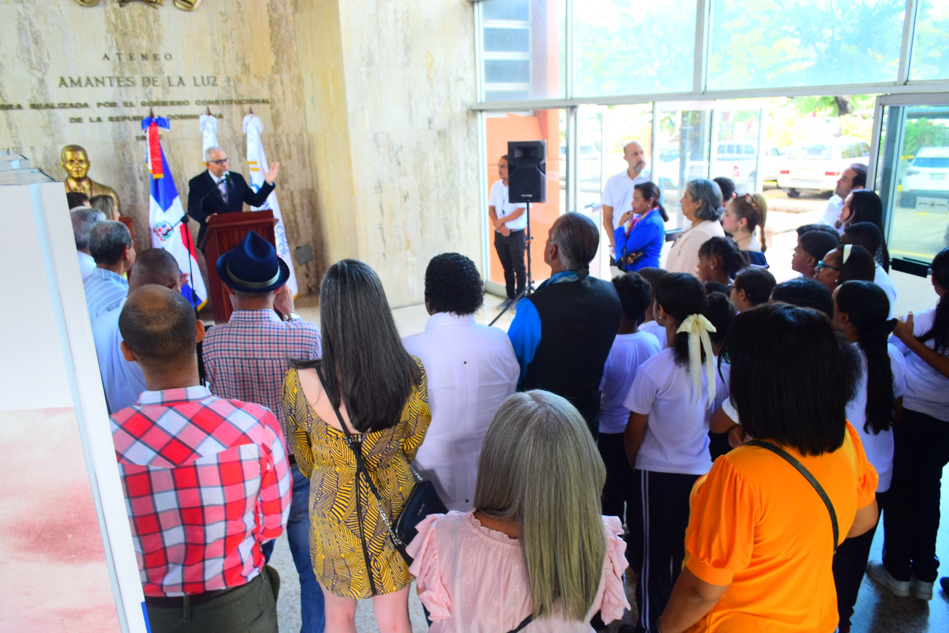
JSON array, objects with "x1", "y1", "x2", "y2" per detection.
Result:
[{"x1": 711, "y1": 264, "x2": 716, "y2": 269}]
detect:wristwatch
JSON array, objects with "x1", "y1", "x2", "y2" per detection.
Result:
[{"x1": 282, "y1": 312, "x2": 302, "y2": 322}]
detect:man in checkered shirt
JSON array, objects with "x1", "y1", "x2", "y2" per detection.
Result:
[
  {"x1": 111, "y1": 285, "x2": 290, "y2": 633},
  {"x1": 201, "y1": 231, "x2": 325, "y2": 632}
]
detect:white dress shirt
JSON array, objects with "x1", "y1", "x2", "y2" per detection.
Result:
[
  {"x1": 77, "y1": 251, "x2": 96, "y2": 280},
  {"x1": 488, "y1": 180, "x2": 527, "y2": 231},
  {"x1": 92, "y1": 301, "x2": 147, "y2": 413},
  {"x1": 83, "y1": 267, "x2": 129, "y2": 323},
  {"x1": 402, "y1": 312, "x2": 519, "y2": 511},
  {"x1": 601, "y1": 168, "x2": 652, "y2": 231}
]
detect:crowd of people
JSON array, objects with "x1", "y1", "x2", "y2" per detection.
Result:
[{"x1": 67, "y1": 144, "x2": 949, "y2": 633}]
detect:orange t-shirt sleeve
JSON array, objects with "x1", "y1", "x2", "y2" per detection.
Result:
[
  {"x1": 684, "y1": 456, "x2": 757, "y2": 587},
  {"x1": 846, "y1": 422, "x2": 879, "y2": 510}
]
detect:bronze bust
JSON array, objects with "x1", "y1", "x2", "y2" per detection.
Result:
[{"x1": 61, "y1": 145, "x2": 122, "y2": 216}]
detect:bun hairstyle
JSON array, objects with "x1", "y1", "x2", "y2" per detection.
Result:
[
  {"x1": 918, "y1": 247, "x2": 949, "y2": 354},
  {"x1": 730, "y1": 193, "x2": 769, "y2": 252},
  {"x1": 698, "y1": 237, "x2": 747, "y2": 279},
  {"x1": 836, "y1": 281, "x2": 896, "y2": 435},
  {"x1": 654, "y1": 273, "x2": 708, "y2": 366},
  {"x1": 633, "y1": 181, "x2": 669, "y2": 222},
  {"x1": 837, "y1": 244, "x2": 876, "y2": 284}
]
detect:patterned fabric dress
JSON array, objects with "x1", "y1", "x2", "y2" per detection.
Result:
[{"x1": 282, "y1": 359, "x2": 431, "y2": 599}]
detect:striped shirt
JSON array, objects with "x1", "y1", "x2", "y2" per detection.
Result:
[
  {"x1": 83, "y1": 267, "x2": 128, "y2": 322},
  {"x1": 111, "y1": 386, "x2": 291, "y2": 596}
]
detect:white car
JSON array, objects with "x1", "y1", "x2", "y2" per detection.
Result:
[
  {"x1": 778, "y1": 137, "x2": 870, "y2": 197},
  {"x1": 710, "y1": 142, "x2": 786, "y2": 194},
  {"x1": 901, "y1": 147, "x2": 949, "y2": 207}
]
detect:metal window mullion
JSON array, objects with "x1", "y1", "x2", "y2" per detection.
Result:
[
  {"x1": 897, "y1": 0, "x2": 920, "y2": 84},
  {"x1": 867, "y1": 97, "x2": 885, "y2": 191},
  {"x1": 566, "y1": 0, "x2": 575, "y2": 100},
  {"x1": 693, "y1": 0, "x2": 712, "y2": 95},
  {"x1": 474, "y1": 0, "x2": 485, "y2": 103},
  {"x1": 566, "y1": 105, "x2": 579, "y2": 213}
]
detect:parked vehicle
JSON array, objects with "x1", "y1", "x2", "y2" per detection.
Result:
[
  {"x1": 778, "y1": 136, "x2": 870, "y2": 197},
  {"x1": 901, "y1": 147, "x2": 949, "y2": 207},
  {"x1": 710, "y1": 142, "x2": 786, "y2": 194}
]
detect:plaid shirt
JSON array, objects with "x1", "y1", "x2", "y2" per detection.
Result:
[
  {"x1": 202, "y1": 310, "x2": 321, "y2": 450},
  {"x1": 111, "y1": 386, "x2": 291, "y2": 597}
]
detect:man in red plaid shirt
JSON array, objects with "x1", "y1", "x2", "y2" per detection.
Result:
[
  {"x1": 201, "y1": 231, "x2": 325, "y2": 632},
  {"x1": 112, "y1": 285, "x2": 290, "y2": 633}
]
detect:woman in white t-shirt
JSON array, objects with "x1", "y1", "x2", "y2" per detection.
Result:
[
  {"x1": 872, "y1": 247, "x2": 949, "y2": 602},
  {"x1": 831, "y1": 281, "x2": 906, "y2": 631},
  {"x1": 623, "y1": 272, "x2": 724, "y2": 633}
]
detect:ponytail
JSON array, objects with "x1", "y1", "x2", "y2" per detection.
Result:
[
  {"x1": 919, "y1": 247, "x2": 949, "y2": 353},
  {"x1": 634, "y1": 181, "x2": 669, "y2": 222},
  {"x1": 836, "y1": 281, "x2": 896, "y2": 434},
  {"x1": 751, "y1": 193, "x2": 768, "y2": 252},
  {"x1": 732, "y1": 193, "x2": 769, "y2": 252}
]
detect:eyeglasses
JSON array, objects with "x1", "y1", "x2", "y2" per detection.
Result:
[
  {"x1": 208, "y1": 158, "x2": 230, "y2": 165},
  {"x1": 816, "y1": 260, "x2": 842, "y2": 272}
]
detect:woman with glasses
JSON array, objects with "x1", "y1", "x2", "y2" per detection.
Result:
[
  {"x1": 666, "y1": 179, "x2": 726, "y2": 275},
  {"x1": 814, "y1": 244, "x2": 875, "y2": 293}
]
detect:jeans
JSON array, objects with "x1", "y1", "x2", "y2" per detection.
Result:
[{"x1": 289, "y1": 464, "x2": 326, "y2": 633}]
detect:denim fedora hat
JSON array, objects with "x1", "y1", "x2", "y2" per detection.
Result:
[{"x1": 216, "y1": 231, "x2": 290, "y2": 294}]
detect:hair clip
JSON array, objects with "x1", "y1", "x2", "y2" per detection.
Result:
[{"x1": 744, "y1": 194, "x2": 758, "y2": 211}]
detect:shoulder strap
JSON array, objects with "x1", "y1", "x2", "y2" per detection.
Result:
[
  {"x1": 507, "y1": 614, "x2": 533, "y2": 633},
  {"x1": 315, "y1": 367, "x2": 403, "y2": 546},
  {"x1": 745, "y1": 440, "x2": 839, "y2": 553}
]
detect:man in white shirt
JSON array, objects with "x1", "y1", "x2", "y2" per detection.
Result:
[
  {"x1": 92, "y1": 248, "x2": 181, "y2": 413},
  {"x1": 488, "y1": 154, "x2": 528, "y2": 310},
  {"x1": 602, "y1": 141, "x2": 651, "y2": 258},
  {"x1": 402, "y1": 253, "x2": 519, "y2": 511},
  {"x1": 820, "y1": 164, "x2": 867, "y2": 228},
  {"x1": 83, "y1": 220, "x2": 136, "y2": 322},
  {"x1": 71, "y1": 207, "x2": 105, "y2": 280}
]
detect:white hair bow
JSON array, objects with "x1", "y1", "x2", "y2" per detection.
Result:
[{"x1": 676, "y1": 314, "x2": 718, "y2": 407}]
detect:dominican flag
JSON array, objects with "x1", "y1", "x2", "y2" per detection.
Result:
[
  {"x1": 142, "y1": 116, "x2": 207, "y2": 308},
  {"x1": 244, "y1": 113, "x2": 298, "y2": 296}
]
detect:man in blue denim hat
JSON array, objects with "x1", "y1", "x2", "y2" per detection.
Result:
[{"x1": 203, "y1": 231, "x2": 326, "y2": 633}]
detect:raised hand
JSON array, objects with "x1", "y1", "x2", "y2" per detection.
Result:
[{"x1": 264, "y1": 161, "x2": 280, "y2": 184}]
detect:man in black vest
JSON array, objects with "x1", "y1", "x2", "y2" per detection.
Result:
[
  {"x1": 507, "y1": 212, "x2": 621, "y2": 439},
  {"x1": 187, "y1": 146, "x2": 279, "y2": 250}
]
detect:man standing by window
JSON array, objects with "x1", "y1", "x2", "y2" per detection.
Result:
[
  {"x1": 488, "y1": 154, "x2": 528, "y2": 311},
  {"x1": 602, "y1": 141, "x2": 650, "y2": 264}
]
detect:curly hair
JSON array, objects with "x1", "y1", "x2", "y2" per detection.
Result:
[
  {"x1": 613, "y1": 271, "x2": 653, "y2": 322},
  {"x1": 424, "y1": 252, "x2": 485, "y2": 316}
]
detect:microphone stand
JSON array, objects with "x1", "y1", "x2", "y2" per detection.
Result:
[{"x1": 490, "y1": 200, "x2": 533, "y2": 327}]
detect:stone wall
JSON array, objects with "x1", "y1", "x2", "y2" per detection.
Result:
[{"x1": 0, "y1": 0, "x2": 480, "y2": 306}]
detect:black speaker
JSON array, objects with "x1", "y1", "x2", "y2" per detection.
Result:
[{"x1": 507, "y1": 140, "x2": 546, "y2": 203}]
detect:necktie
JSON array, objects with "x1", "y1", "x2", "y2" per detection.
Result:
[{"x1": 218, "y1": 177, "x2": 229, "y2": 204}]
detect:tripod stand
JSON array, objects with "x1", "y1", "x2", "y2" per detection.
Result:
[{"x1": 490, "y1": 200, "x2": 533, "y2": 326}]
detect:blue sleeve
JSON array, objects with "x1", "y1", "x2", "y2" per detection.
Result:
[
  {"x1": 624, "y1": 216, "x2": 664, "y2": 253},
  {"x1": 613, "y1": 225, "x2": 629, "y2": 259},
  {"x1": 507, "y1": 298, "x2": 542, "y2": 387}
]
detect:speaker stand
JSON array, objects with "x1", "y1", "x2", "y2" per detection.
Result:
[{"x1": 490, "y1": 200, "x2": 533, "y2": 326}]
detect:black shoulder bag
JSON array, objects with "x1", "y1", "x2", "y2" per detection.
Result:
[
  {"x1": 316, "y1": 368, "x2": 447, "y2": 568},
  {"x1": 745, "y1": 440, "x2": 839, "y2": 553}
]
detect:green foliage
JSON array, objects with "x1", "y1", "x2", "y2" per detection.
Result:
[{"x1": 903, "y1": 118, "x2": 949, "y2": 157}]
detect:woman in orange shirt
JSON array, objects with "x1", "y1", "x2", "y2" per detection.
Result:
[{"x1": 657, "y1": 304, "x2": 880, "y2": 633}]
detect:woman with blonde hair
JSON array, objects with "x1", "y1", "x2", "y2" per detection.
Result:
[
  {"x1": 721, "y1": 193, "x2": 768, "y2": 267},
  {"x1": 407, "y1": 391, "x2": 629, "y2": 632},
  {"x1": 90, "y1": 194, "x2": 119, "y2": 220}
]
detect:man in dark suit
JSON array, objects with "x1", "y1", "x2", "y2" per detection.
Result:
[{"x1": 187, "y1": 146, "x2": 280, "y2": 250}]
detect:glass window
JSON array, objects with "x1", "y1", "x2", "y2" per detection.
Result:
[
  {"x1": 910, "y1": 0, "x2": 949, "y2": 81},
  {"x1": 709, "y1": 106, "x2": 763, "y2": 195},
  {"x1": 654, "y1": 104, "x2": 713, "y2": 225},
  {"x1": 789, "y1": 143, "x2": 831, "y2": 160},
  {"x1": 480, "y1": 0, "x2": 566, "y2": 101},
  {"x1": 860, "y1": 142, "x2": 870, "y2": 157},
  {"x1": 841, "y1": 144, "x2": 855, "y2": 159},
  {"x1": 484, "y1": 110, "x2": 566, "y2": 288},
  {"x1": 707, "y1": 0, "x2": 905, "y2": 90},
  {"x1": 575, "y1": 0, "x2": 697, "y2": 98}
]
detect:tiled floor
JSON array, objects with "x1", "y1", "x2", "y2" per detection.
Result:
[{"x1": 271, "y1": 218, "x2": 948, "y2": 631}]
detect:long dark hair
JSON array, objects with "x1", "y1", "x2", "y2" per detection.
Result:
[
  {"x1": 836, "y1": 281, "x2": 896, "y2": 435},
  {"x1": 919, "y1": 247, "x2": 949, "y2": 354},
  {"x1": 634, "y1": 182, "x2": 669, "y2": 222},
  {"x1": 837, "y1": 244, "x2": 876, "y2": 284},
  {"x1": 292, "y1": 259, "x2": 421, "y2": 433},
  {"x1": 698, "y1": 237, "x2": 746, "y2": 279},
  {"x1": 723, "y1": 303, "x2": 861, "y2": 456},
  {"x1": 654, "y1": 273, "x2": 708, "y2": 366},
  {"x1": 847, "y1": 190, "x2": 890, "y2": 271}
]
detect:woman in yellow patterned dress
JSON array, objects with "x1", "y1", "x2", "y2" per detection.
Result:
[{"x1": 283, "y1": 259, "x2": 431, "y2": 633}]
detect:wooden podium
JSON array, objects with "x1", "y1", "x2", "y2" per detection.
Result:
[{"x1": 201, "y1": 211, "x2": 277, "y2": 324}]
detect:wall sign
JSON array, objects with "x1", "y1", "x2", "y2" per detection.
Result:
[{"x1": 75, "y1": 0, "x2": 203, "y2": 10}]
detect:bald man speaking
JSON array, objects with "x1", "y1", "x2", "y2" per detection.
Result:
[{"x1": 601, "y1": 141, "x2": 650, "y2": 264}]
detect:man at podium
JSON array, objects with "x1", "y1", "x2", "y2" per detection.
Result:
[{"x1": 187, "y1": 146, "x2": 280, "y2": 250}]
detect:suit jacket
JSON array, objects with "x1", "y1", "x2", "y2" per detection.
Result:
[{"x1": 187, "y1": 171, "x2": 275, "y2": 249}]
